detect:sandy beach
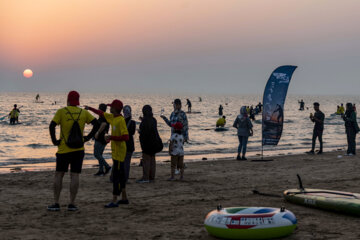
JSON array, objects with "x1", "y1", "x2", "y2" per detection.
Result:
[{"x1": 1, "y1": 150, "x2": 360, "y2": 240}]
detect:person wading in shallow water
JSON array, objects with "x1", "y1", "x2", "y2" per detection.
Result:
[{"x1": 48, "y1": 91, "x2": 99, "y2": 212}]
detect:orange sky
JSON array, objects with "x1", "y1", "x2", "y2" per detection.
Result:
[{"x1": 1, "y1": 0, "x2": 360, "y2": 93}]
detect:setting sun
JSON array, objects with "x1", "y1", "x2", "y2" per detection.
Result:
[{"x1": 23, "y1": 69, "x2": 33, "y2": 78}]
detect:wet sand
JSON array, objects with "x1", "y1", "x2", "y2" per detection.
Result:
[{"x1": 1, "y1": 150, "x2": 360, "y2": 239}]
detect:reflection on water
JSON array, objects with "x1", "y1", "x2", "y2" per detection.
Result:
[{"x1": 0, "y1": 92, "x2": 359, "y2": 171}]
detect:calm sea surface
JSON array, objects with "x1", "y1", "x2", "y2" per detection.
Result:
[{"x1": 0, "y1": 92, "x2": 359, "y2": 173}]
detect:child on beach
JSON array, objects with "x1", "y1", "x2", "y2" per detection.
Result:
[
  {"x1": 168, "y1": 122, "x2": 185, "y2": 180},
  {"x1": 85, "y1": 100, "x2": 129, "y2": 208}
]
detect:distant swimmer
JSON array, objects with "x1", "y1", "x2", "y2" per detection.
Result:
[
  {"x1": 336, "y1": 105, "x2": 341, "y2": 115},
  {"x1": 216, "y1": 116, "x2": 226, "y2": 128},
  {"x1": 9, "y1": 104, "x2": 20, "y2": 125},
  {"x1": 218, "y1": 105, "x2": 223, "y2": 116},
  {"x1": 273, "y1": 104, "x2": 283, "y2": 123},
  {"x1": 339, "y1": 103, "x2": 345, "y2": 115},
  {"x1": 186, "y1": 99, "x2": 192, "y2": 113},
  {"x1": 298, "y1": 99, "x2": 305, "y2": 111}
]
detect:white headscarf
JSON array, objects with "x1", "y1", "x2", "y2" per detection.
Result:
[{"x1": 123, "y1": 105, "x2": 132, "y2": 119}]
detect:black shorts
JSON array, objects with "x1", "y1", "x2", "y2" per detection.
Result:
[{"x1": 56, "y1": 151, "x2": 85, "y2": 173}]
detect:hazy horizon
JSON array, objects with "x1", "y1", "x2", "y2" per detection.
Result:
[{"x1": 1, "y1": 0, "x2": 360, "y2": 95}]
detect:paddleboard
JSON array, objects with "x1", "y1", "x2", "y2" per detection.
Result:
[
  {"x1": 284, "y1": 188, "x2": 360, "y2": 216},
  {"x1": 215, "y1": 127, "x2": 229, "y2": 132},
  {"x1": 204, "y1": 206, "x2": 297, "y2": 239}
]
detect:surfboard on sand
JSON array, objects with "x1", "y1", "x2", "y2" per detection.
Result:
[{"x1": 284, "y1": 175, "x2": 360, "y2": 216}]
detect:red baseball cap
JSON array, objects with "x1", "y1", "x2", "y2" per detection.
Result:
[
  {"x1": 67, "y1": 91, "x2": 80, "y2": 106},
  {"x1": 108, "y1": 99, "x2": 123, "y2": 112},
  {"x1": 171, "y1": 122, "x2": 183, "y2": 130}
]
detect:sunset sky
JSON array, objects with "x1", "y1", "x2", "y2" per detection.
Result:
[{"x1": 1, "y1": 0, "x2": 360, "y2": 94}]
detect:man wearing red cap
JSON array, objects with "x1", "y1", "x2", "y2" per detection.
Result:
[
  {"x1": 48, "y1": 91, "x2": 99, "y2": 211},
  {"x1": 85, "y1": 99, "x2": 129, "y2": 208}
]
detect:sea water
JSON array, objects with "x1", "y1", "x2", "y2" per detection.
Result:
[{"x1": 0, "y1": 92, "x2": 358, "y2": 172}]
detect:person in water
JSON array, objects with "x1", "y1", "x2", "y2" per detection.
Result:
[
  {"x1": 93, "y1": 104, "x2": 111, "y2": 176},
  {"x1": 186, "y1": 99, "x2": 192, "y2": 113},
  {"x1": 161, "y1": 99, "x2": 189, "y2": 142},
  {"x1": 86, "y1": 100, "x2": 130, "y2": 208},
  {"x1": 216, "y1": 116, "x2": 226, "y2": 128},
  {"x1": 168, "y1": 122, "x2": 185, "y2": 181},
  {"x1": 273, "y1": 104, "x2": 283, "y2": 123},
  {"x1": 342, "y1": 103, "x2": 359, "y2": 156},
  {"x1": 233, "y1": 106, "x2": 253, "y2": 160},
  {"x1": 336, "y1": 105, "x2": 341, "y2": 115},
  {"x1": 9, "y1": 104, "x2": 20, "y2": 125},
  {"x1": 48, "y1": 91, "x2": 99, "y2": 211},
  {"x1": 339, "y1": 103, "x2": 345, "y2": 115},
  {"x1": 298, "y1": 99, "x2": 305, "y2": 110},
  {"x1": 123, "y1": 105, "x2": 136, "y2": 183},
  {"x1": 218, "y1": 105, "x2": 223, "y2": 116},
  {"x1": 307, "y1": 102, "x2": 325, "y2": 155}
]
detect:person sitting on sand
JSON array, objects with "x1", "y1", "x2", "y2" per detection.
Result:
[
  {"x1": 161, "y1": 99, "x2": 189, "y2": 142},
  {"x1": 216, "y1": 116, "x2": 226, "y2": 128},
  {"x1": 86, "y1": 100, "x2": 130, "y2": 208},
  {"x1": 233, "y1": 106, "x2": 253, "y2": 160},
  {"x1": 342, "y1": 103, "x2": 359, "y2": 156},
  {"x1": 48, "y1": 91, "x2": 99, "y2": 211},
  {"x1": 93, "y1": 104, "x2": 111, "y2": 176},
  {"x1": 168, "y1": 122, "x2": 185, "y2": 181},
  {"x1": 307, "y1": 102, "x2": 325, "y2": 155}
]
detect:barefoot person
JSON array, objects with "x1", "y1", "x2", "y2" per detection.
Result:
[
  {"x1": 93, "y1": 104, "x2": 111, "y2": 176},
  {"x1": 86, "y1": 100, "x2": 130, "y2": 208},
  {"x1": 48, "y1": 91, "x2": 99, "y2": 211}
]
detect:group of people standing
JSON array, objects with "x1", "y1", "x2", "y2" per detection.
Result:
[
  {"x1": 308, "y1": 102, "x2": 359, "y2": 156},
  {"x1": 47, "y1": 91, "x2": 189, "y2": 211},
  {"x1": 37, "y1": 91, "x2": 358, "y2": 211}
]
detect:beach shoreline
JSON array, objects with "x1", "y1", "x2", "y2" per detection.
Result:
[{"x1": 1, "y1": 150, "x2": 360, "y2": 239}]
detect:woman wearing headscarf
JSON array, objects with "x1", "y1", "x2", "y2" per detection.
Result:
[
  {"x1": 137, "y1": 105, "x2": 163, "y2": 183},
  {"x1": 233, "y1": 106, "x2": 253, "y2": 160},
  {"x1": 123, "y1": 105, "x2": 136, "y2": 182},
  {"x1": 342, "y1": 103, "x2": 359, "y2": 155}
]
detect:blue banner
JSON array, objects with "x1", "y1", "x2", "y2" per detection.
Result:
[{"x1": 262, "y1": 65, "x2": 297, "y2": 146}]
